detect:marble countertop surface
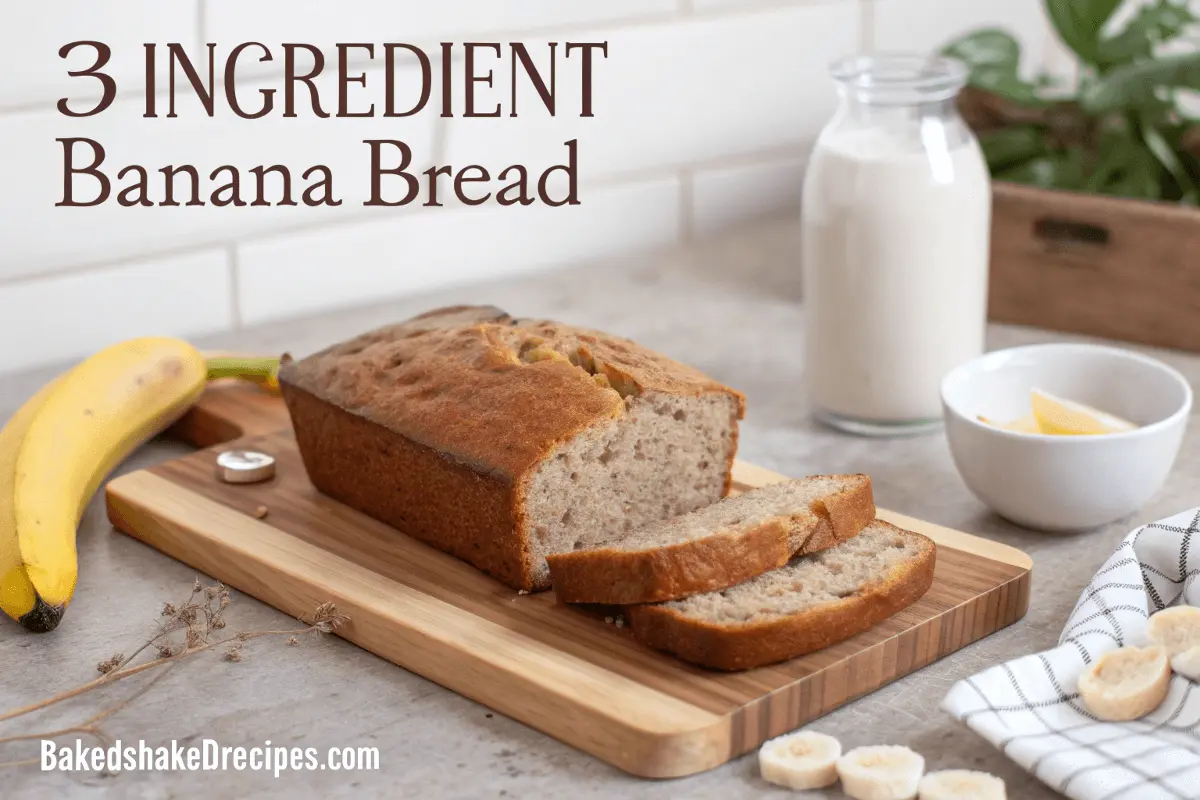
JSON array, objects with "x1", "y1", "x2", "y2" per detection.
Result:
[{"x1": 3, "y1": 218, "x2": 1197, "y2": 798}]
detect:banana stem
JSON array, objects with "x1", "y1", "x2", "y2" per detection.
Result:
[
  {"x1": 204, "y1": 356, "x2": 279, "y2": 382},
  {"x1": 205, "y1": 356, "x2": 281, "y2": 394}
]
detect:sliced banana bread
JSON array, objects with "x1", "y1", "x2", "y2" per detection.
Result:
[
  {"x1": 627, "y1": 520, "x2": 935, "y2": 671},
  {"x1": 546, "y1": 475, "x2": 874, "y2": 604},
  {"x1": 278, "y1": 305, "x2": 745, "y2": 592}
]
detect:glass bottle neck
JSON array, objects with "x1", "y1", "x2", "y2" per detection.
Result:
[{"x1": 836, "y1": 89, "x2": 959, "y2": 124}]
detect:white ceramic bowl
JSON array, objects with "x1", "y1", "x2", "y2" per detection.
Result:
[{"x1": 941, "y1": 343, "x2": 1192, "y2": 532}]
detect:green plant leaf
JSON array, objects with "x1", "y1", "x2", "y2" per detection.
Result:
[
  {"x1": 1046, "y1": 0, "x2": 1125, "y2": 64},
  {"x1": 1097, "y1": 0, "x2": 1197, "y2": 66},
  {"x1": 1084, "y1": 128, "x2": 1149, "y2": 193},
  {"x1": 1085, "y1": 131, "x2": 1128, "y2": 191},
  {"x1": 942, "y1": 28, "x2": 1021, "y2": 72},
  {"x1": 997, "y1": 148, "x2": 1087, "y2": 190},
  {"x1": 1081, "y1": 51, "x2": 1200, "y2": 112},
  {"x1": 978, "y1": 126, "x2": 1050, "y2": 170},
  {"x1": 971, "y1": 67, "x2": 1050, "y2": 105},
  {"x1": 1100, "y1": 157, "x2": 1162, "y2": 198},
  {"x1": 1092, "y1": 133, "x2": 1163, "y2": 199},
  {"x1": 940, "y1": 29, "x2": 1048, "y2": 105},
  {"x1": 1140, "y1": 115, "x2": 1200, "y2": 201}
]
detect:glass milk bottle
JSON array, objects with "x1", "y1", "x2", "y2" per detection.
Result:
[{"x1": 801, "y1": 54, "x2": 991, "y2": 436}]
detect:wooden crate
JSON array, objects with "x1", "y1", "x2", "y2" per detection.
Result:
[{"x1": 988, "y1": 181, "x2": 1200, "y2": 351}]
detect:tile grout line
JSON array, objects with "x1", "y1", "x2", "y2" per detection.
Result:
[
  {"x1": 859, "y1": 0, "x2": 874, "y2": 54},
  {"x1": 0, "y1": 144, "x2": 812, "y2": 290},
  {"x1": 0, "y1": 0, "x2": 843, "y2": 116},
  {"x1": 678, "y1": 167, "x2": 695, "y2": 243},
  {"x1": 196, "y1": 0, "x2": 206, "y2": 53},
  {"x1": 226, "y1": 244, "x2": 243, "y2": 330},
  {"x1": 431, "y1": 108, "x2": 449, "y2": 168}
]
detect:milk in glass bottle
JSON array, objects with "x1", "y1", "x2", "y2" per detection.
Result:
[{"x1": 801, "y1": 55, "x2": 991, "y2": 436}]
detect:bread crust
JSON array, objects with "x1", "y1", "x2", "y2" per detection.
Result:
[
  {"x1": 626, "y1": 530, "x2": 936, "y2": 671},
  {"x1": 281, "y1": 382, "x2": 531, "y2": 588},
  {"x1": 279, "y1": 305, "x2": 745, "y2": 591},
  {"x1": 549, "y1": 521, "x2": 797, "y2": 605},
  {"x1": 546, "y1": 476, "x2": 875, "y2": 604},
  {"x1": 798, "y1": 477, "x2": 876, "y2": 556}
]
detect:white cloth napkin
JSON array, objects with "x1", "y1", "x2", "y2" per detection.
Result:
[{"x1": 943, "y1": 508, "x2": 1200, "y2": 800}]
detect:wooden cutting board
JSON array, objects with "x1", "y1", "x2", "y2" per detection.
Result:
[{"x1": 105, "y1": 384, "x2": 1032, "y2": 779}]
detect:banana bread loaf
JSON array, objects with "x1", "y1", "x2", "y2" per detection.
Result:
[{"x1": 278, "y1": 305, "x2": 746, "y2": 591}]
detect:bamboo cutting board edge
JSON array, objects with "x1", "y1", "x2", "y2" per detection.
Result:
[
  {"x1": 106, "y1": 472, "x2": 732, "y2": 777},
  {"x1": 105, "y1": 387, "x2": 1033, "y2": 779}
]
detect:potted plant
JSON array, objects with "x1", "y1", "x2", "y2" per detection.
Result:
[{"x1": 942, "y1": 0, "x2": 1200, "y2": 352}]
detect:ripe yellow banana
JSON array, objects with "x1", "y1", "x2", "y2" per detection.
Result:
[
  {"x1": 11, "y1": 338, "x2": 208, "y2": 621},
  {"x1": 0, "y1": 375, "x2": 68, "y2": 631}
]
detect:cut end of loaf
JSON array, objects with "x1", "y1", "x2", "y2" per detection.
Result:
[
  {"x1": 522, "y1": 391, "x2": 741, "y2": 588},
  {"x1": 592, "y1": 475, "x2": 870, "y2": 554}
]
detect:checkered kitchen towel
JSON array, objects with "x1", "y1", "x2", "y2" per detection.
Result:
[{"x1": 943, "y1": 508, "x2": 1200, "y2": 799}]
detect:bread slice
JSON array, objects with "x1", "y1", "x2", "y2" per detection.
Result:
[
  {"x1": 627, "y1": 520, "x2": 936, "y2": 671},
  {"x1": 546, "y1": 475, "x2": 874, "y2": 604}
]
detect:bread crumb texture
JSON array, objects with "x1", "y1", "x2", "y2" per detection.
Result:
[{"x1": 660, "y1": 524, "x2": 924, "y2": 624}]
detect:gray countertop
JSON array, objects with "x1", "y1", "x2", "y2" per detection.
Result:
[{"x1": 3, "y1": 218, "x2": 1197, "y2": 798}]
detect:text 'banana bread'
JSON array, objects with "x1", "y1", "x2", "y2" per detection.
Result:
[{"x1": 278, "y1": 305, "x2": 746, "y2": 591}]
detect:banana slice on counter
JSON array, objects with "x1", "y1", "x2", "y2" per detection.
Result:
[
  {"x1": 1171, "y1": 645, "x2": 1200, "y2": 681},
  {"x1": 836, "y1": 744, "x2": 925, "y2": 800},
  {"x1": 758, "y1": 730, "x2": 841, "y2": 790},
  {"x1": 918, "y1": 769, "x2": 1006, "y2": 799},
  {"x1": 1077, "y1": 646, "x2": 1171, "y2": 721},
  {"x1": 1147, "y1": 606, "x2": 1200, "y2": 657}
]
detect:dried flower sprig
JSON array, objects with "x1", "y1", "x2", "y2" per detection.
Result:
[{"x1": 0, "y1": 576, "x2": 349, "y2": 767}]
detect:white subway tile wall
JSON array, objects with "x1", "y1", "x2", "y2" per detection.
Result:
[
  {"x1": 0, "y1": 1, "x2": 199, "y2": 109},
  {"x1": 1, "y1": 70, "x2": 437, "y2": 281},
  {"x1": 443, "y1": 4, "x2": 859, "y2": 181},
  {"x1": 692, "y1": 154, "x2": 807, "y2": 235},
  {"x1": 236, "y1": 176, "x2": 681, "y2": 325},
  {"x1": 2, "y1": 0, "x2": 1064, "y2": 372},
  {"x1": 871, "y1": 0, "x2": 1054, "y2": 78},
  {"x1": 204, "y1": 0, "x2": 680, "y2": 58},
  {"x1": 0, "y1": 250, "x2": 233, "y2": 373}
]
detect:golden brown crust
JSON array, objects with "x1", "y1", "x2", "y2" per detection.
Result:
[
  {"x1": 797, "y1": 476, "x2": 876, "y2": 556},
  {"x1": 281, "y1": 381, "x2": 533, "y2": 588},
  {"x1": 280, "y1": 306, "x2": 745, "y2": 480},
  {"x1": 279, "y1": 305, "x2": 745, "y2": 592},
  {"x1": 548, "y1": 521, "x2": 796, "y2": 605},
  {"x1": 626, "y1": 529, "x2": 936, "y2": 671},
  {"x1": 545, "y1": 476, "x2": 875, "y2": 604}
]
